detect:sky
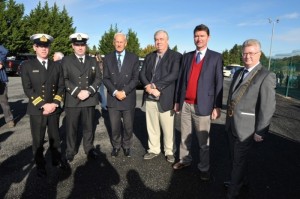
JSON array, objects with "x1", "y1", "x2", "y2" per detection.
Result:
[{"x1": 16, "y1": 0, "x2": 300, "y2": 57}]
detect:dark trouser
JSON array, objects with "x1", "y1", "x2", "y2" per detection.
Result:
[
  {"x1": 65, "y1": 106, "x2": 95, "y2": 158},
  {"x1": 108, "y1": 107, "x2": 135, "y2": 149},
  {"x1": 227, "y1": 131, "x2": 253, "y2": 199},
  {"x1": 29, "y1": 114, "x2": 61, "y2": 167},
  {"x1": 0, "y1": 82, "x2": 13, "y2": 123}
]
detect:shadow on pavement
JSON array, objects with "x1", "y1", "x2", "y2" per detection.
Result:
[{"x1": 68, "y1": 145, "x2": 120, "y2": 199}]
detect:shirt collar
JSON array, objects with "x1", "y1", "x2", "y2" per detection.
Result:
[
  {"x1": 37, "y1": 57, "x2": 48, "y2": 65},
  {"x1": 245, "y1": 62, "x2": 260, "y2": 73},
  {"x1": 196, "y1": 48, "x2": 207, "y2": 57}
]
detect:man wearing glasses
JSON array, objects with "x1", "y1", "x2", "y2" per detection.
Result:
[{"x1": 225, "y1": 39, "x2": 276, "y2": 198}]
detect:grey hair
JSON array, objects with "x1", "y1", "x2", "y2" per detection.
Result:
[
  {"x1": 242, "y1": 39, "x2": 261, "y2": 51},
  {"x1": 154, "y1": 30, "x2": 169, "y2": 40},
  {"x1": 54, "y1": 52, "x2": 64, "y2": 59},
  {"x1": 114, "y1": 32, "x2": 127, "y2": 41}
]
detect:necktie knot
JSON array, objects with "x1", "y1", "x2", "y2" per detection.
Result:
[{"x1": 79, "y1": 57, "x2": 83, "y2": 63}]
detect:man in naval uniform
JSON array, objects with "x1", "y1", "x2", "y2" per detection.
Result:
[
  {"x1": 62, "y1": 33, "x2": 102, "y2": 162},
  {"x1": 21, "y1": 33, "x2": 68, "y2": 178}
]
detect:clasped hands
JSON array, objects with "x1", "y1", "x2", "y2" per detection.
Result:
[
  {"x1": 42, "y1": 103, "x2": 57, "y2": 115},
  {"x1": 145, "y1": 84, "x2": 160, "y2": 97},
  {"x1": 77, "y1": 90, "x2": 90, "y2": 101},
  {"x1": 115, "y1": 90, "x2": 126, "y2": 101}
]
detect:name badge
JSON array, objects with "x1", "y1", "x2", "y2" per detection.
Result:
[{"x1": 32, "y1": 70, "x2": 39, "y2": 73}]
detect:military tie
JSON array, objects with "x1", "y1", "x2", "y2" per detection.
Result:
[
  {"x1": 42, "y1": 61, "x2": 47, "y2": 69},
  {"x1": 79, "y1": 57, "x2": 84, "y2": 64}
]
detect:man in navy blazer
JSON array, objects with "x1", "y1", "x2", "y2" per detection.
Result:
[
  {"x1": 103, "y1": 32, "x2": 139, "y2": 157},
  {"x1": 173, "y1": 24, "x2": 223, "y2": 181},
  {"x1": 139, "y1": 30, "x2": 182, "y2": 163}
]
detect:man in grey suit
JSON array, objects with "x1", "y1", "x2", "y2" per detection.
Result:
[
  {"x1": 139, "y1": 30, "x2": 182, "y2": 163},
  {"x1": 62, "y1": 33, "x2": 102, "y2": 162},
  {"x1": 225, "y1": 39, "x2": 276, "y2": 199},
  {"x1": 103, "y1": 32, "x2": 139, "y2": 157}
]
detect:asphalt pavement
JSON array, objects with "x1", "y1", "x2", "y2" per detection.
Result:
[{"x1": 0, "y1": 77, "x2": 299, "y2": 199}]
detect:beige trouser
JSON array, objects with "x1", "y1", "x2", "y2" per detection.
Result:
[
  {"x1": 145, "y1": 100, "x2": 174, "y2": 156},
  {"x1": 179, "y1": 102, "x2": 211, "y2": 171}
]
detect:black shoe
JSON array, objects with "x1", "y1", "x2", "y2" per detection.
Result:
[
  {"x1": 123, "y1": 148, "x2": 131, "y2": 157},
  {"x1": 37, "y1": 166, "x2": 47, "y2": 178},
  {"x1": 111, "y1": 148, "x2": 120, "y2": 157},
  {"x1": 223, "y1": 181, "x2": 231, "y2": 190},
  {"x1": 87, "y1": 149, "x2": 98, "y2": 160},
  {"x1": 53, "y1": 158, "x2": 70, "y2": 170},
  {"x1": 200, "y1": 171, "x2": 210, "y2": 181}
]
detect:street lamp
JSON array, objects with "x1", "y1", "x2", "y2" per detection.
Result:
[{"x1": 268, "y1": 18, "x2": 279, "y2": 71}]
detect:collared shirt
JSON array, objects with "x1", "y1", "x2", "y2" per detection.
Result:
[
  {"x1": 196, "y1": 47, "x2": 208, "y2": 58},
  {"x1": 75, "y1": 54, "x2": 86, "y2": 63},
  {"x1": 244, "y1": 62, "x2": 260, "y2": 79},
  {"x1": 37, "y1": 57, "x2": 48, "y2": 69},
  {"x1": 116, "y1": 50, "x2": 125, "y2": 65}
]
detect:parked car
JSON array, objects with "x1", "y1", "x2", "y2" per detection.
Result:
[
  {"x1": 136, "y1": 58, "x2": 144, "y2": 89},
  {"x1": 223, "y1": 65, "x2": 243, "y2": 78},
  {"x1": 6, "y1": 54, "x2": 36, "y2": 76}
]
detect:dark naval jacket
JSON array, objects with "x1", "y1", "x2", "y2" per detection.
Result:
[
  {"x1": 21, "y1": 59, "x2": 64, "y2": 115},
  {"x1": 62, "y1": 54, "x2": 102, "y2": 107}
]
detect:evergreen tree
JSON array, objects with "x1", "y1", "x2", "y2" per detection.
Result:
[
  {"x1": 24, "y1": 2, "x2": 75, "y2": 55},
  {"x1": 0, "y1": 0, "x2": 27, "y2": 55},
  {"x1": 126, "y1": 28, "x2": 140, "y2": 55},
  {"x1": 172, "y1": 45, "x2": 178, "y2": 52},
  {"x1": 99, "y1": 24, "x2": 118, "y2": 55}
]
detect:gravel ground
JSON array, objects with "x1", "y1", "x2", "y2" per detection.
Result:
[{"x1": 0, "y1": 77, "x2": 299, "y2": 199}]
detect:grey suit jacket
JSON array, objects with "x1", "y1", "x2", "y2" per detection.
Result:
[
  {"x1": 225, "y1": 63, "x2": 276, "y2": 141},
  {"x1": 103, "y1": 51, "x2": 139, "y2": 110}
]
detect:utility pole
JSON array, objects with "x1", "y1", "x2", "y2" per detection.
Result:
[{"x1": 268, "y1": 18, "x2": 279, "y2": 71}]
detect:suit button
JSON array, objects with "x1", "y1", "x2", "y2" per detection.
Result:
[{"x1": 79, "y1": 77, "x2": 81, "y2": 79}]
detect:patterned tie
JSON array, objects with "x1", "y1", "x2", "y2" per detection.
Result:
[
  {"x1": 196, "y1": 52, "x2": 201, "y2": 64},
  {"x1": 42, "y1": 61, "x2": 46, "y2": 69},
  {"x1": 117, "y1": 54, "x2": 122, "y2": 72}
]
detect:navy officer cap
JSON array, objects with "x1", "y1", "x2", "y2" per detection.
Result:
[
  {"x1": 30, "y1": 33, "x2": 53, "y2": 46},
  {"x1": 69, "y1": 33, "x2": 89, "y2": 45}
]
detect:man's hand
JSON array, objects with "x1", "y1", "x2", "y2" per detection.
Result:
[
  {"x1": 254, "y1": 133, "x2": 264, "y2": 142},
  {"x1": 174, "y1": 103, "x2": 180, "y2": 114},
  {"x1": 77, "y1": 90, "x2": 90, "y2": 101},
  {"x1": 211, "y1": 108, "x2": 221, "y2": 120},
  {"x1": 0, "y1": 63, "x2": 3, "y2": 69},
  {"x1": 145, "y1": 84, "x2": 152, "y2": 94},
  {"x1": 151, "y1": 89, "x2": 160, "y2": 97},
  {"x1": 42, "y1": 103, "x2": 57, "y2": 115},
  {"x1": 115, "y1": 90, "x2": 126, "y2": 101}
]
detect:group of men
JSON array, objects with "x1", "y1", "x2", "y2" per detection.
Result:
[{"x1": 2, "y1": 23, "x2": 276, "y2": 199}]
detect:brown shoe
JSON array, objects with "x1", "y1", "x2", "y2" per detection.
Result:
[
  {"x1": 7, "y1": 120, "x2": 15, "y2": 128},
  {"x1": 173, "y1": 162, "x2": 191, "y2": 170}
]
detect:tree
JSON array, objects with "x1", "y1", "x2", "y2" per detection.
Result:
[
  {"x1": 0, "y1": 0, "x2": 27, "y2": 55},
  {"x1": 172, "y1": 45, "x2": 178, "y2": 52},
  {"x1": 98, "y1": 24, "x2": 119, "y2": 55},
  {"x1": 139, "y1": 45, "x2": 156, "y2": 58},
  {"x1": 23, "y1": 2, "x2": 75, "y2": 55},
  {"x1": 126, "y1": 28, "x2": 140, "y2": 55}
]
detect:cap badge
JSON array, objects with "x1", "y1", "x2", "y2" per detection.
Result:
[
  {"x1": 40, "y1": 35, "x2": 48, "y2": 42},
  {"x1": 76, "y1": 34, "x2": 82, "y2": 41}
]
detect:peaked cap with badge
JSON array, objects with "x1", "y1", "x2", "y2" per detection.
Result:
[
  {"x1": 69, "y1": 33, "x2": 89, "y2": 45},
  {"x1": 30, "y1": 33, "x2": 53, "y2": 46}
]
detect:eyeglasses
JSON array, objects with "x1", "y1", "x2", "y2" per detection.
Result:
[{"x1": 242, "y1": 52, "x2": 260, "y2": 57}]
